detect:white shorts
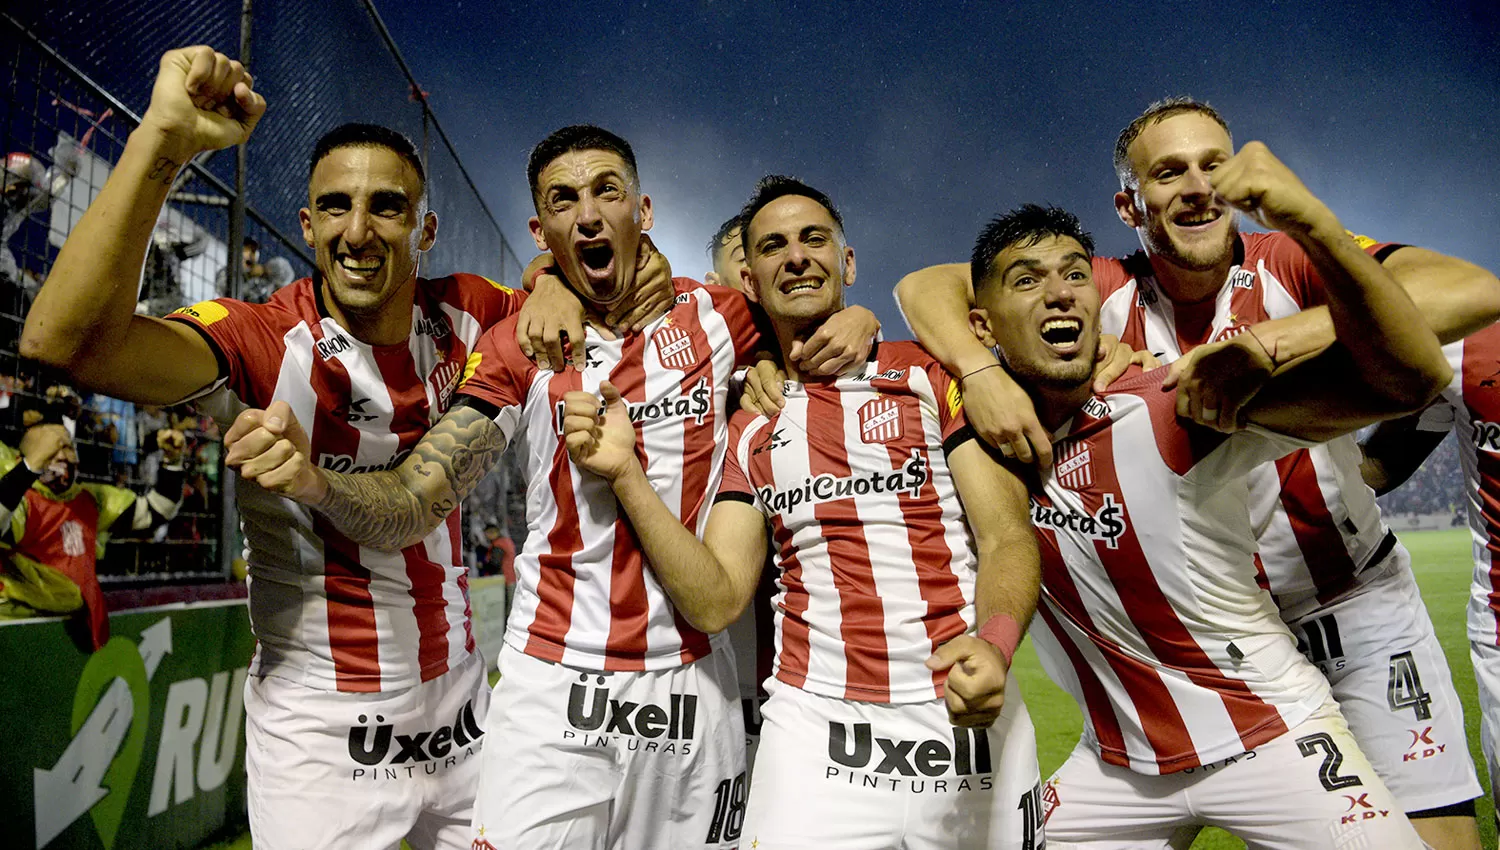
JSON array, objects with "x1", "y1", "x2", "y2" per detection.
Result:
[
  {"x1": 1042, "y1": 698, "x2": 1422, "y2": 849},
  {"x1": 1287, "y1": 550, "x2": 1481, "y2": 813},
  {"x1": 471, "y1": 638, "x2": 746, "y2": 849},
  {"x1": 1469, "y1": 638, "x2": 1500, "y2": 819},
  {"x1": 740, "y1": 676, "x2": 1042, "y2": 850},
  {"x1": 244, "y1": 652, "x2": 489, "y2": 850}
]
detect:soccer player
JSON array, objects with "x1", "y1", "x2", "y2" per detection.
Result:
[
  {"x1": 970, "y1": 183, "x2": 1446, "y2": 846},
  {"x1": 224, "y1": 126, "x2": 882, "y2": 847},
  {"x1": 895, "y1": 99, "x2": 1494, "y2": 848},
  {"x1": 19, "y1": 47, "x2": 610, "y2": 849},
  {"x1": 560, "y1": 175, "x2": 1046, "y2": 848},
  {"x1": 704, "y1": 214, "x2": 748, "y2": 290},
  {"x1": 1360, "y1": 323, "x2": 1500, "y2": 825}
]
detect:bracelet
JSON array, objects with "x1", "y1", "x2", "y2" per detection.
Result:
[
  {"x1": 977, "y1": 613, "x2": 1023, "y2": 667},
  {"x1": 960, "y1": 363, "x2": 1002, "y2": 383},
  {"x1": 1245, "y1": 325, "x2": 1278, "y2": 368}
]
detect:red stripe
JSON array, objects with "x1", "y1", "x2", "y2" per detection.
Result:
[
  {"x1": 1273, "y1": 451, "x2": 1359, "y2": 604},
  {"x1": 305, "y1": 334, "x2": 381, "y2": 691},
  {"x1": 769, "y1": 511, "x2": 812, "y2": 689},
  {"x1": 373, "y1": 344, "x2": 452, "y2": 680},
  {"x1": 1032, "y1": 568, "x2": 1129, "y2": 763},
  {"x1": 1458, "y1": 333, "x2": 1500, "y2": 644},
  {"x1": 883, "y1": 382, "x2": 967, "y2": 693},
  {"x1": 805, "y1": 388, "x2": 891, "y2": 700},
  {"x1": 1090, "y1": 408, "x2": 1289, "y2": 763},
  {"x1": 525, "y1": 369, "x2": 584, "y2": 663}
]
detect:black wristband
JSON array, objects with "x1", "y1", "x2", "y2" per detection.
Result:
[{"x1": 0, "y1": 460, "x2": 41, "y2": 511}]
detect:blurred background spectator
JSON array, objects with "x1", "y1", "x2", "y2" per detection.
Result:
[{"x1": 217, "y1": 236, "x2": 294, "y2": 303}]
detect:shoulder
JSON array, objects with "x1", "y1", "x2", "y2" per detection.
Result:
[
  {"x1": 422, "y1": 273, "x2": 525, "y2": 322},
  {"x1": 1100, "y1": 367, "x2": 1232, "y2": 475}
]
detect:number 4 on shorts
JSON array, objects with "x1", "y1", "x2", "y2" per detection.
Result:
[{"x1": 1386, "y1": 650, "x2": 1433, "y2": 721}]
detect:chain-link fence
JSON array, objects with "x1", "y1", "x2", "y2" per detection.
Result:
[{"x1": 0, "y1": 1, "x2": 524, "y2": 592}]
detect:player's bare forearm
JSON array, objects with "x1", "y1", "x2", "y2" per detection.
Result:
[
  {"x1": 611, "y1": 465, "x2": 764, "y2": 633},
  {"x1": 894, "y1": 263, "x2": 999, "y2": 376},
  {"x1": 312, "y1": 404, "x2": 508, "y2": 551},
  {"x1": 1293, "y1": 220, "x2": 1450, "y2": 408},
  {"x1": 949, "y1": 441, "x2": 1040, "y2": 627}
]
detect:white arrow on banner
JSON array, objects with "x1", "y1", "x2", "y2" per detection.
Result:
[
  {"x1": 33, "y1": 678, "x2": 132, "y2": 848},
  {"x1": 138, "y1": 617, "x2": 172, "y2": 680}
]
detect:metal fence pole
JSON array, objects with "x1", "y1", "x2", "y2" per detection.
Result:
[{"x1": 219, "y1": 0, "x2": 254, "y2": 578}]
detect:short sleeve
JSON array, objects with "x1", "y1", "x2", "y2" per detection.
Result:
[
  {"x1": 162, "y1": 298, "x2": 283, "y2": 407},
  {"x1": 926, "y1": 359, "x2": 973, "y2": 452},
  {"x1": 453, "y1": 315, "x2": 535, "y2": 444},
  {"x1": 447, "y1": 273, "x2": 528, "y2": 332},
  {"x1": 714, "y1": 411, "x2": 762, "y2": 509}
]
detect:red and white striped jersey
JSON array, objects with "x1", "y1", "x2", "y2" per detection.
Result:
[
  {"x1": 1413, "y1": 326, "x2": 1500, "y2": 646},
  {"x1": 1029, "y1": 366, "x2": 1331, "y2": 775},
  {"x1": 715, "y1": 341, "x2": 978, "y2": 704},
  {"x1": 456, "y1": 279, "x2": 760, "y2": 672},
  {"x1": 1094, "y1": 232, "x2": 1402, "y2": 619},
  {"x1": 166, "y1": 273, "x2": 525, "y2": 693}
]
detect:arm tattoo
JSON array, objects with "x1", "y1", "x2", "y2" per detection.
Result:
[
  {"x1": 148, "y1": 156, "x2": 182, "y2": 183},
  {"x1": 312, "y1": 406, "x2": 508, "y2": 551}
]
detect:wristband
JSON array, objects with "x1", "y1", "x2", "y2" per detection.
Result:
[
  {"x1": 960, "y1": 363, "x2": 1002, "y2": 383},
  {"x1": 977, "y1": 613, "x2": 1023, "y2": 667}
]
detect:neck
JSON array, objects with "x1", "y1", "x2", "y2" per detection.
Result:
[
  {"x1": 323, "y1": 278, "x2": 416, "y2": 347},
  {"x1": 1031, "y1": 381, "x2": 1095, "y2": 433},
  {"x1": 1143, "y1": 246, "x2": 1233, "y2": 306}
]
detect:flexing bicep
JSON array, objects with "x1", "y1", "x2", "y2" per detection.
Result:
[
  {"x1": 67, "y1": 316, "x2": 223, "y2": 405},
  {"x1": 315, "y1": 403, "x2": 508, "y2": 551}
]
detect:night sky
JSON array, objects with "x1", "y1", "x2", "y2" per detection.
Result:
[{"x1": 378, "y1": 0, "x2": 1500, "y2": 333}]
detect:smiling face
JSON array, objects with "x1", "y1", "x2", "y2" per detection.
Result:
[
  {"x1": 973, "y1": 234, "x2": 1099, "y2": 391},
  {"x1": 742, "y1": 194, "x2": 854, "y2": 329},
  {"x1": 299, "y1": 144, "x2": 435, "y2": 321},
  {"x1": 1116, "y1": 111, "x2": 1237, "y2": 274},
  {"x1": 529, "y1": 149, "x2": 653, "y2": 309},
  {"x1": 39, "y1": 440, "x2": 78, "y2": 493},
  {"x1": 706, "y1": 225, "x2": 748, "y2": 292}
]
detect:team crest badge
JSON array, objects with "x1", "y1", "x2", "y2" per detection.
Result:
[
  {"x1": 1042, "y1": 779, "x2": 1060, "y2": 825},
  {"x1": 653, "y1": 324, "x2": 697, "y2": 370},
  {"x1": 429, "y1": 360, "x2": 463, "y2": 415},
  {"x1": 1055, "y1": 440, "x2": 1092, "y2": 490},
  {"x1": 858, "y1": 397, "x2": 902, "y2": 443}
]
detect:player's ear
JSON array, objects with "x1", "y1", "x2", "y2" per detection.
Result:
[
  {"x1": 1115, "y1": 188, "x2": 1143, "y2": 229},
  {"x1": 299, "y1": 207, "x2": 314, "y2": 248},
  {"x1": 969, "y1": 307, "x2": 997, "y2": 348},
  {"x1": 740, "y1": 267, "x2": 760, "y2": 304},
  {"x1": 638, "y1": 194, "x2": 653, "y2": 232},
  {"x1": 529, "y1": 216, "x2": 548, "y2": 252},
  {"x1": 418, "y1": 210, "x2": 438, "y2": 252},
  {"x1": 843, "y1": 245, "x2": 856, "y2": 288}
]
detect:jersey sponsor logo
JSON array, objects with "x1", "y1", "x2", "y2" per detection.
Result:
[
  {"x1": 1180, "y1": 748, "x2": 1256, "y2": 773},
  {"x1": 674, "y1": 291, "x2": 692, "y2": 304},
  {"x1": 864, "y1": 367, "x2": 908, "y2": 383},
  {"x1": 552, "y1": 377, "x2": 712, "y2": 434},
  {"x1": 1055, "y1": 440, "x2": 1092, "y2": 490},
  {"x1": 413, "y1": 314, "x2": 452, "y2": 340},
  {"x1": 752, "y1": 428, "x2": 790, "y2": 456},
  {"x1": 317, "y1": 450, "x2": 410, "y2": 474},
  {"x1": 1403, "y1": 725, "x2": 1448, "y2": 762},
  {"x1": 824, "y1": 721, "x2": 993, "y2": 793},
  {"x1": 858, "y1": 397, "x2": 903, "y2": 443},
  {"x1": 1471, "y1": 419, "x2": 1500, "y2": 453},
  {"x1": 346, "y1": 699, "x2": 484, "y2": 781},
  {"x1": 315, "y1": 333, "x2": 354, "y2": 361},
  {"x1": 1135, "y1": 283, "x2": 1157, "y2": 307},
  {"x1": 429, "y1": 360, "x2": 462, "y2": 415},
  {"x1": 758, "y1": 449, "x2": 928, "y2": 514},
  {"x1": 1296, "y1": 612, "x2": 1347, "y2": 674},
  {"x1": 1229, "y1": 268, "x2": 1256, "y2": 290},
  {"x1": 653, "y1": 324, "x2": 698, "y2": 370},
  {"x1": 1338, "y1": 792, "x2": 1391, "y2": 825},
  {"x1": 1030, "y1": 493, "x2": 1127, "y2": 549},
  {"x1": 564, "y1": 673, "x2": 697, "y2": 754},
  {"x1": 1082, "y1": 397, "x2": 1109, "y2": 419},
  {"x1": 330, "y1": 396, "x2": 380, "y2": 424}
]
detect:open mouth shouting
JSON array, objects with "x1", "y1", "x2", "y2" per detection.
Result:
[
  {"x1": 577, "y1": 239, "x2": 617, "y2": 285},
  {"x1": 1040, "y1": 316, "x2": 1085, "y2": 355}
]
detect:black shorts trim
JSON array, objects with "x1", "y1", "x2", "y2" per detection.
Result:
[{"x1": 1408, "y1": 799, "x2": 1475, "y2": 819}]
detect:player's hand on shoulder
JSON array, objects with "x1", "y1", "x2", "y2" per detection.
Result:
[
  {"x1": 144, "y1": 46, "x2": 265, "y2": 153},
  {"x1": 927, "y1": 635, "x2": 1008, "y2": 728},
  {"x1": 1161, "y1": 331, "x2": 1275, "y2": 432},
  {"x1": 562, "y1": 381, "x2": 639, "y2": 483},
  {"x1": 1210, "y1": 142, "x2": 1337, "y2": 237},
  {"x1": 1092, "y1": 334, "x2": 1159, "y2": 392},
  {"x1": 960, "y1": 363, "x2": 1054, "y2": 467},
  {"x1": 739, "y1": 356, "x2": 787, "y2": 416},
  {"x1": 19, "y1": 423, "x2": 71, "y2": 470},
  {"x1": 224, "y1": 400, "x2": 326, "y2": 503},
  {"x1": 606, "y1": 234, "x2": 674, "y2": 333},
  {"x1": 518, "y1": 269, "x2": 586, "y2": 372},
  {"x1": 791, "y1": 305, "x2": 879, "y2": 377}
]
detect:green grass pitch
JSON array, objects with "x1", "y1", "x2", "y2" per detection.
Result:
[{"x1": 210, "y1": 528, "x2": 1492, "y2": 849}]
